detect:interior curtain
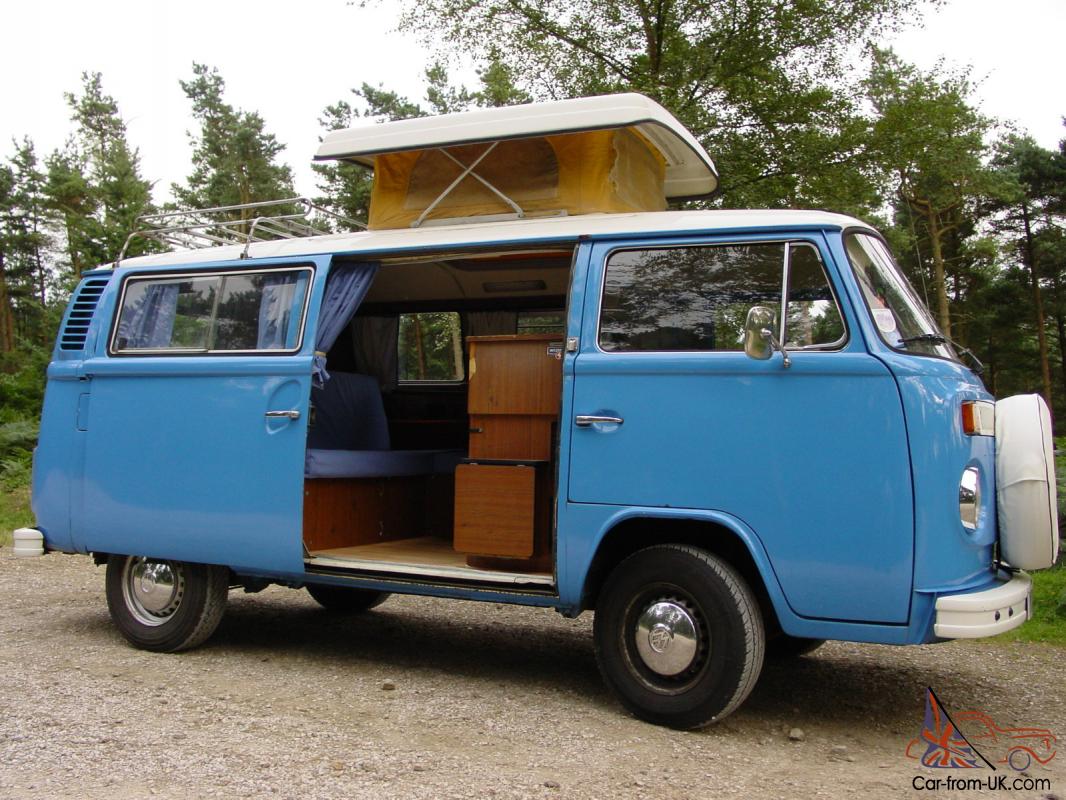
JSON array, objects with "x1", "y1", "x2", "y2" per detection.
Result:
[
  {"x1": 119, "y1": 283, "x2": 179, "y2": 348},
  {"x1": 313, "y1": 261, "x2": 379, "y2": 385},
  {"x1": 256, "y1": 274, "x2": 298, "y2": 350},
  {"x1": 465, "y1": 310, "x2": 517, "y2": 337},
  {"x1": 352, "y1": 315, "x2": 400, "y2": 392}
]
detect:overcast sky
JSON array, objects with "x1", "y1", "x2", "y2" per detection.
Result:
[{"x1": 1, "y1": 0, "x2": 1063, "y2": 206}]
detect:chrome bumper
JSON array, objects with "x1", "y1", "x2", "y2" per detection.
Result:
[{"x1": 934, "y1": 573, "x2": 1031, "y2": 638}]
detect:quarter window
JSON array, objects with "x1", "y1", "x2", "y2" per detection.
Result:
[
  {"x1": 598, "y1": 242, "x2": 844, "y2": 352},
  {"x1": 113, "y1": 268, "x2": 311, "y2": 354}
]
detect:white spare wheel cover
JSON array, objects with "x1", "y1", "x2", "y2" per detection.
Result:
[{"x1": 995, "y1": 394, "x2": 1059, "y2": 569}]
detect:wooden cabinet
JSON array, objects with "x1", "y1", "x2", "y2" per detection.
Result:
[
  {"x1": 455, "y1": 335, "x2": 563, "y2": 568},
  {"x1": 466, "y1": 335, "x2": 562, "y2": 460},
  {"x1": 454, "y1": 464, "x2": 536, "y2": 558}
]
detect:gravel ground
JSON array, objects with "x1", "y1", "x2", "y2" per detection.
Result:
[{"x1": 1, "y1": 550, "x2": 1063, "y2": 800}]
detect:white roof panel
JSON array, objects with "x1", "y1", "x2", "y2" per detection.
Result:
[
  {"x1": 114, "y1": 209, "x2": 874, "y2": 270},
  {"x1": 314, "y1": 93, "x2": 719, "y2": 199}
]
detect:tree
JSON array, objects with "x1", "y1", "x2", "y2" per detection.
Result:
[
  {"x1": 397, "y1": 0, "x2": 928, "y2": 210},
  {"x1": 173, "y1": 64, "x2": 296, "y2": 218},
  {"x1": 45, "y1": 72, "x2": 154, "y2": 276},
  {"x1": 864, "y1": 48, "x2": 1000, "y2": 339},
  {"x1": 987, "y1": 135, "x2": 1066, "y2": 407},
  {"x1": 0, "y1": 139, "x2": 51, "y2": 347}
]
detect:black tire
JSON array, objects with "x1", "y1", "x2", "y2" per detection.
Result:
[
  {"x1": 766, "y1": 634, "x2": 825, "y2": 659},
  {"x1": 305, "y1": 583, "x2": 390, "y2": 613},
  {"x1": 593, "y1": 544, "x2": 764, "y2": 729},
  {"x1": 105, "y1": 555, "x2": 229, "y2": 653}
]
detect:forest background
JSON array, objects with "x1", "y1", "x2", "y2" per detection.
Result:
[{"x1": 1, "y1": 0, "x2": 1064, "y2": 635}]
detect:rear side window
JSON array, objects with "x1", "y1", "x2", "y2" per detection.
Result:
[
  {"x1": 598, "y1": 241, "x2": 844, "y2": 352},
  {"x1": 112, "y1": 268, "x2": 311, "y2": 354},
  {"x1": 397, "y1": 311, "x2": 465, "y2": 382}
]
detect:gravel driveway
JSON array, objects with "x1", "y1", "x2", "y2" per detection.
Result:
[{"x1": 1, "y1": 551, "x2": 1063, "y2": 799}]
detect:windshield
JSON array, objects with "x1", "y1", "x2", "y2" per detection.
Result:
[{"x1": 845, "y1": 232, "x2": 957, "y2": 362}]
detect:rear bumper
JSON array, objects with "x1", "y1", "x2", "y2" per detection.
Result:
[
  {"x1": 12, "y1": 527, "x2": 46, "y2": 558},
  {"x1": 933, "y1": 572, "x2": 1031, "y2": 638}
]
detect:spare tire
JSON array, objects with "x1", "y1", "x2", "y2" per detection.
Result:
[{"x1": 995, "y1": 394, "x2": 1060, "y2": 569}]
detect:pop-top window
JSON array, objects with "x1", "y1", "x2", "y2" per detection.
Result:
[
  {"x1": 397, "y1": 312, "x2": 465, "y2": 382},
  {"x1": 599, "y1": 242, "x2": 844, "y2": 352},
  {"x1": 112, "y1": 268, "x2": 311, "y2": 354}
]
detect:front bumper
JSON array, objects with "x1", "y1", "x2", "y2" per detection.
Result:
[{"x1": 934, "y1": 572, "x2": 1031, "y2": 638}]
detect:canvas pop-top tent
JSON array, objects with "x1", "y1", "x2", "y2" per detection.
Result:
[{"x1": 314, "y1": 93, "x2": 718, "y2": 230}]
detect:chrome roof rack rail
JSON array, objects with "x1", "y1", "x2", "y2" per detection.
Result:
[{"x1": 114, "y1": 197, "x2": 365, "y2": 267}]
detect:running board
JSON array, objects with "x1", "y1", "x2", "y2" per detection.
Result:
[{"x1": 305, "y1": 555, "x2": 555, "y2": 587}]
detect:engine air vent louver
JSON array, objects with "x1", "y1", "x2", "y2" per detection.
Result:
[{"x1": 59, "y1": 278, "x2": 110, "y2": 351}]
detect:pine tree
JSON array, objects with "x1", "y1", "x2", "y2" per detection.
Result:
[{"x1": 173, "y1": 64, "x2": 296, "y2": 219}]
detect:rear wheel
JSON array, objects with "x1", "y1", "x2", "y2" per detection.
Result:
[
  {"x1": 306, "y1": 583, "x2": 390, "y2": 613},
  {"x1": 593, "y1": 544, "x2": 765, "y2": 729},
  {"x1": 105, "y1": 555, "x2": 229, "y2": 652}
]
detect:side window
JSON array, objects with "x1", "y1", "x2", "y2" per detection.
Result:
[
  {"x1": 397, "y1": 312, "x2": 464, "y2": 382},
  {"x1": 598, "y1": 242, "x2": 845, "y2": 352},
  {"x1": 113, "y1": 268, "x2": 310, "y2": 354},
  {"x1": 599, "y1": 243, "x2": 784, "y2": 352},
  {"x1": 784, "y1": 244, "x2": 846, "y2": 348}
]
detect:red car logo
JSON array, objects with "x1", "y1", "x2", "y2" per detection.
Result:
[{"x1": 905, "y1": 689, "x2": 1057, "y2": 772}]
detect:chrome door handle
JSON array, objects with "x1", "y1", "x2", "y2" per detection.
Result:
[
  {"x1": 265, "y1": 409, "x2": 301, "y2": 420},
  {"x1": 575, "y1": 415, "x2": 624, "y2": 427}
]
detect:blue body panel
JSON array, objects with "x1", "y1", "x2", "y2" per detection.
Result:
[
  {"x1": 29, "y1": 223, "x2": 997, "y2": 646},
  {"x1": 564, "y1": 234, "x2": 914, "y2": 623}
]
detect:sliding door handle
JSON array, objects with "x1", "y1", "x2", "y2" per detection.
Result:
[
  {"x1": 265, "y1": 409, "x2": 301, "y2": 420},
  {"x1": 575, "y1": 415, "x2": 624, "y2": 427}
]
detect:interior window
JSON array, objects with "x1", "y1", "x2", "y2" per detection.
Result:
[
  {"x1": 599, "y1": 243, "x2": 785, "y2": 352},
  {"x1": 113, "y1": 269, "x2": 310, "y2": 353},
  {"x1": 517, "y1": 311, "x2": 566, "y2": 334},
  {"x1": 397, "y1": 311, "x2": 465, "y2": 382}
]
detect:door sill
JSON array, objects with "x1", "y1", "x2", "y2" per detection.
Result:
[{"x1": 304, "y1": 537, "x2": 554, "y2": 589}]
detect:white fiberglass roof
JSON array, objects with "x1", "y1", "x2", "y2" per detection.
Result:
[
  {"x1": 113, "y1": 209, "x2": 875, "y2": 271},
  {"x1": 314, "y1": 93, "x2": 719, "y2": 200}
]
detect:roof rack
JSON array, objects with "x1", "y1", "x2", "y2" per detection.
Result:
[{"x1": 114, "y1": 197, "x2": 364, "y2": 267}]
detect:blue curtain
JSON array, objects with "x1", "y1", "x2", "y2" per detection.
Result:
[
  {"x1": 257, "y1": 274, "x2": 299, "y2": 350},
  {"x1": 313, "y1": 261, "x2": 379, "y2": 385},
  {"x1": 119, "y1": 283, "x2": 179, "y2": 348}
]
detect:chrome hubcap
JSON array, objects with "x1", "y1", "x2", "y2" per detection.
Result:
[
  {"x1": 634, "y1": 600, "x2": 700, "y2": 676},
  {"x1": 122, "y1": 557, "x2": 184, "y2": 626}
]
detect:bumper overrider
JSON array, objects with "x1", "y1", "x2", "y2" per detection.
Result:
[{"x1": 934, "y1": 572, "x2": 1031, "y2": 638}]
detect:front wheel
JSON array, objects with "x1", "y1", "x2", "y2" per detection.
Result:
[
  {"x1": 593, "y1": 544, "x2": 765, "y2": 729},
  {"x1": 105, "y1": 555, "x2": 229, "y2": 652}
]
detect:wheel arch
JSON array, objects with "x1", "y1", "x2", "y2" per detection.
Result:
[{"x1": 577, "y1": 510, "x2": 789, "y2": 634}]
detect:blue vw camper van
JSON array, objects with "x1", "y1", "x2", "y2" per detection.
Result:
[{"x1": 16, "y1": 94, "x2": 1059, "y2": 729}]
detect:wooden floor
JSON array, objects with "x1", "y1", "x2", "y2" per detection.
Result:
[{"x1": 306, "y1": 536, "x2": 554, "y2": 587}]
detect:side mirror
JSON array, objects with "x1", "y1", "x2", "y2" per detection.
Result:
[{"x1": 743, "y1": 306, "x2": 791, "y2": 368}]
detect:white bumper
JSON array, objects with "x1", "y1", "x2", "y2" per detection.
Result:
[
  {"x1": 12, "y1": 528, "x2": 45, "y2": 558},
  {"x1": 934, "y1": 573, "x2": 1031, "y2": 638}
]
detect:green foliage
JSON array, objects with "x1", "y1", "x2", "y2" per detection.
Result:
[
  {"x1": 398, "y1": 0, "x2": 926, "y2": 210},
  {"x1": 173, "y1": 64, "x2": 296, "y2": 214}
]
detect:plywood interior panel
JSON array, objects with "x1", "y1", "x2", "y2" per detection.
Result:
[
  {"x1": 453, "y1": 463, "x2": 536, "y2": 558},
  {"x1": 468, "y1": 414, "x2": 554, "y2": 461},
  {"x1": 467, "y1": 335, "x2": 563, "y2": 416}
]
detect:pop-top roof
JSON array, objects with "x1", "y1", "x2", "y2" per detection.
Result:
[{"x1": 314, "y1": 93, "x2": 718, "y2": 200}]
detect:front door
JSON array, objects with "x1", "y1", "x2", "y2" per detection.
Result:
[
  {"x1": 567, "y1": 234, "x2": 914, "y2": 623},
  {"x1": 76, "y1": 258, "x2": 324, "y2": 575}
]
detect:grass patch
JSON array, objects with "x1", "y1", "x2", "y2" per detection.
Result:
[
  {"x1": 0, "y1": 484, "x2": 32, "y2": 547},
  {"x1": 993, "y1": 564, "x2": 1066, "y2": 645}
]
